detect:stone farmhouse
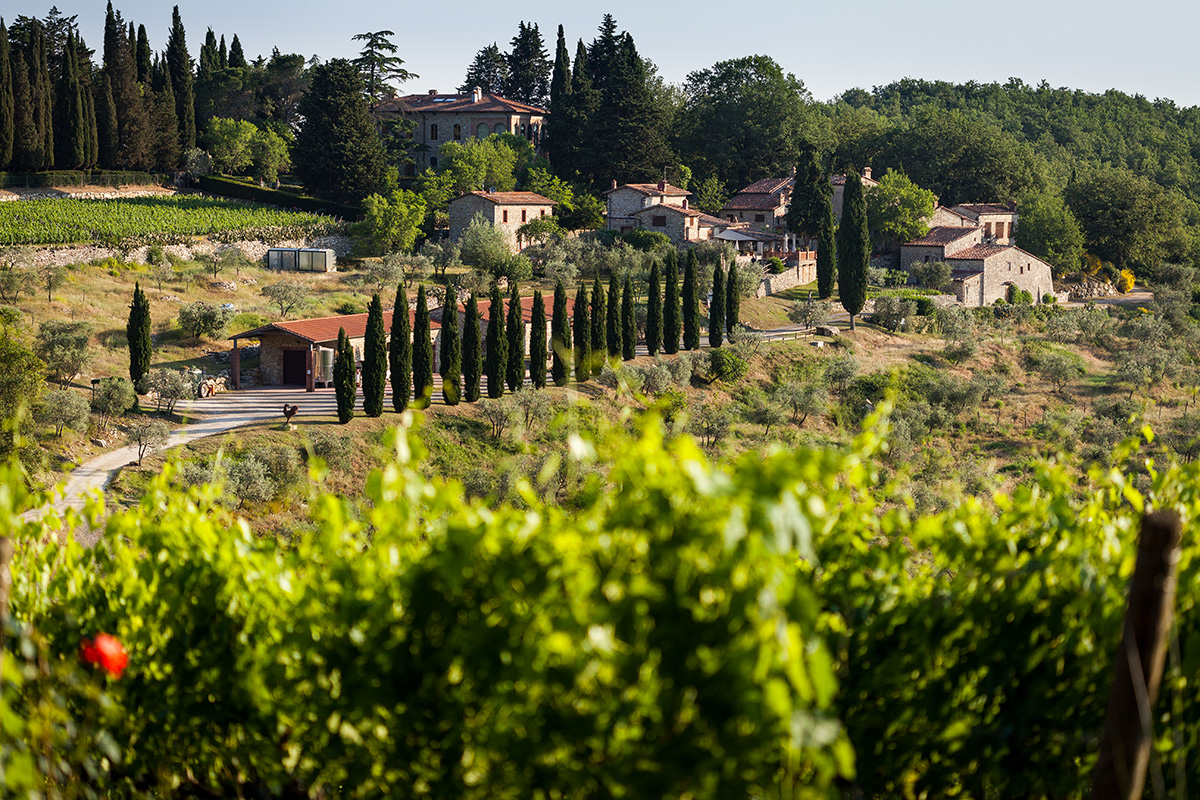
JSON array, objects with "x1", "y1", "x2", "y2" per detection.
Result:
[
  {"x1": 604, "y1": 181, "x2": 734, "y2": 245},
  {"x1": 377, "y1": 88, "x2": 548, "y2": 174},
  {"x1": 448, "y1": 190, "x2": 557, "y2": 253},
  {"x1": 900, "y1": 225, "x2": 1054, "y2": 306},
  {"x1": 718, "y1": 168, "x2": 880, "y2": 249},
  {"x1": 228, "y1": 311, "x2": 440, "y2": 391},
  {"x1": 930, "y1": 203, "x2": 1018, "y2": 245}
]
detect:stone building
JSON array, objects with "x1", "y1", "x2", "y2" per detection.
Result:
[
  {"x1": 228, "y1": 311, "x2": 440, "y2": 391},
  {"x1": 377, "y1": 88, "x2": 548, "y2": 173},
  {"x1": 627, "y1": 203, "x2": 730, "y2": 245},
  {"x1": 718, "y1": 168, "x2": 879, "y2": 249},
  {"x1": 448, "y1": 190, "x2": 557, "y2": 252},
  {"x1": 604, "y1": 181, "x2": 691, "y2": 233},
  {"x1": 948, "y1": 203, "x2": 1019, "y2": 245},
  {"x1": 900, "y1": 226, "x2": 1052, "y2": 307}
]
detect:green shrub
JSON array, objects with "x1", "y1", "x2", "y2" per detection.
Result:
[
  {"x1": 229, "y1": 312, "x2": 269, "y2": 332},
  {"x1": 764, "y1": 256, "x2": 786, "y2": 274},
  {"x1": 335, "y1": 300, "x2": 366, "y2": 316},
  {"x1": 620, "y1": 229, "x2": 671, "y2": 252},
  {"x1": 708, "y1": 348, "x2": 749, "y2": 383}
]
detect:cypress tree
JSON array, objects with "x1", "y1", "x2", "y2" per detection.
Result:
[
  {"x1": 30, "y1": 22, "x2": 54, "y2": 170},
  {"x1": 485, "y1": 284, "x2": 506, "y2": 398},
  {"x1": 0, "y1": 21, "x2": 13, "y2": 170},
  {"x1": 621, "y1": 276, "x2": 636, "y2": 361},
  {"x1": 545, "y1": 25, "x2": 571, "y2": 168},
  {"x1": 10, "y1": 51, "x2": 36, "y2": 171},
  {"x1": 562, "y1": 39, "x2": 598, "y2": 180},
  {"x1": 551, "y1": 281, "x2": 571, "y2": 387},
  {"x1": 333, "y1": 328, "x2": 356, "y2": 424},
  {"x1": 816, "y1": 193, "x2": 837, "y2": 300},
  {"x1": 462, "y1": 293, "x2": 482, "y2": 402},
  {"x1": 440, "y1": 282, "x2": 461, "y2": 405},
  {"x1": 682, "y1": 250, "x2": 700, "y2": 351},
  {"x1": 837, "y1": 170, "x2": 869, "y2": 330},
  {"x1": 105, "y1": 3, "x2": 151, "y2": 170},
  {"x1": 389, "y1": 285, "x2": 411, "y2": 412},
  {"x1": 166, "y1": 6, "x2": 196, "y2": 155},
  {"x1": 589, "y1": 274, "x2": 605, "y2": 375},
  {"x1": 645, "y1": 261, "x2": 662, "y2": 357},
  {"x1": 529, "y1": 290, "x2": 547, "y2": 388},
  {"x1": 726, "y1": 260, "x2": 740, "y2": 334},
  {"x1": 126, "y1": 282, "x2": 150, "y2": 386},
  {"x1": 218, "y1": 35, "x2": 228, "y2": 69},
  {"x1": 606, "y1": 273, "x2": 621, "y2": 359},
  {"x1": 574, "y1": 283, "x2": 590, "y2": 383},
  {"x1": 412, "y1": 285, "x2": 433, "y2": 406},
  {"x1": 53, "y1": 33, "x2": 88, "y2": 170},
  {"x1": 199, "y1": 29, "x2": 219, "y2": 80},
  {"x1": 663, "y1": 252, "x2": 680, "y2": 354},
  {"x1": 227, "y1": 34, "x2": 246, "y2": 69},
  {"x1": 135, "y1": 24, "x2": 151, "y2": 85},
  {"x1": 79, "y1": 42, "x2": 98, "y2": 168},
  {"x1": 149, "y1": 63, "x2": 180, "y2": 173},
  {"x1": 785, "y1": 144, "x2": 830, "y2": 246},
  {"x1": 505, "y1": 283, "x2": 524, "y2": 392},
  {"x1": 95, "y1": 75, "x2": 118, "y2": 169},
  {"x1": 709, "y1": 262, "x2": 725, "y2": 348},
  {"x1": 361, "y1": 293, "x2": 386, "y2": 416},
  {"x1": 593, "y1": 33, "x2": 672, "y2": 184}
]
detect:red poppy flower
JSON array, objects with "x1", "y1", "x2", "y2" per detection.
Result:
[{"x1": 79, "y1": 633, "x2": 129, "y2": 678}]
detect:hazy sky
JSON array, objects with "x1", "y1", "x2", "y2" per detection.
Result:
[{"x1": 5, "y1": 0, "x2": 1199, "y2": 106}]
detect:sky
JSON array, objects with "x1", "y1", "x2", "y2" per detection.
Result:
[{"x1": 5, "y1": 0, "x2": 1199, "y2": 107}]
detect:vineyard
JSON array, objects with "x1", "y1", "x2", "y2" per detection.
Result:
[{"x1": 0, "y1": 195, "x2": 342, "y2": 247}]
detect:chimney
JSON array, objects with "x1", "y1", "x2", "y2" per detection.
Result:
[
  {"x1": 657, "y1": 179, "x2": 666, "y2": 191},
  {"x1": 862, "y1": 166, "x2": 872, "y2": 181},
  {"x1": 611, "y1": 179, "x2": 618, "y2": 190},
  {"x1": 428, "y1": 89, "x2": 437, "y2": 96},
  {"x1": 472, "y1": 86, "x2": 482, "y2": 103},
  {"x1": 790, "y1": 165, "x2": 796, "y2": 177}
]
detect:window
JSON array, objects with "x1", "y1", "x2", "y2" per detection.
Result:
[
  {"x1": 682, "y1": 198, "x2": 688, "y2": 209},
  {"x1": 540, "y1": 209, "x2": 546, "y2": 217},
  {"x1": 453, "y1": 124, "x2": 462, "y2": 141},
  {"x1": 494, "y1": 122, "x2": 504, "y2": 134},
  {"x1": 429, "y1": 157, "x2": 438, "y2": 169},
  {"x1": 984, "y1": 222, "x2": 993, "y2": 237},
  {"x1": 521, "y1": 209, "x2": 527, "y2": 222},
  {"x1": 502, "y1": 210, "x2": 509, "y2": 223},
  {"x1": 754, "y1": 214, "x2": 765, "y2": 223},
  {"x1": 430, "y1": 123, "x2": 439, "y2": 140},
  {"x1": 651, "y1": 215, "x2": 667, "y2": 227},
  {"x1": 477, "y1": 123, "x2": 489, "y2": 139}
]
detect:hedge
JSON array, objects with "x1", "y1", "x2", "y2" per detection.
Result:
[{"x1": 197, "y1": 175, "x2": 364, "y2": 220}]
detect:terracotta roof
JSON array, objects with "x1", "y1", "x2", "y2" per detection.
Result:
[
  {"x1": 953, "y1": 203, "x2": 1016, "y2": 216},
  {"x1": 947, "y1": 244, "x2": 1010, "y2": 260},
  {"x1": 905, "y1": 226, "x2": 980, "y2": 246},
  {"x1": 230, "y1": 309, "x2": 439, "y2": 345},
  {"x1": 740, "y1": 176, "x2": 794, "y2": 195},
  {"x1": 720, "y1": 192, "x2": 786, "y2": 211},
  {"x1": 935, "y1": 205, "x2": 974, "y2": 221},
  {"x1": 451, "y1": 190, "x2": 556, "y2": 206},
  {"x1": 435, "y1": 294, "x2": 576, "y2": 325},
  {"x1": 603, "y1": 182, "x2": 691, "y2": 197},
  {"x1": 697, "y1": 212, "x2": 734, "y2": 227},
  {"x1": 383, "y1": 92, "x2": 547, "y2": 116}
]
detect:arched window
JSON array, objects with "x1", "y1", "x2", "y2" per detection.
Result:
[
  {"x1": 430, "y1": 123, "x2": 438, "y2": 140},
  {"x1": 520, "y1": 122, "x2": 527, "y2": 137},
  {"x1": 494, "y1": 122, "x2": 505, "y2": 134},
  {"x1": 453, "y1": 124, "x2": 462, "y2": 141},
  {"x1": 477, "y1": 123, "x2": 489, "y2": 139}
]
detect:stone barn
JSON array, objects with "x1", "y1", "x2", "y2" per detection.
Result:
[
  {"x1": 229, "y1": 311, "x2": 440, "y2": 391},
  {"x1": 448, "y1": 191, "x2": 556, "y2": 252}
]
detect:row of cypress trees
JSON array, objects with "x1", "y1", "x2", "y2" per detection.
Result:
[{"x1": 332, "y1": 257, "x2": 745, "y2": 421}]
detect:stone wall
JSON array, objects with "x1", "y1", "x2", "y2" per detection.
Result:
[
  {"x1": 755, "y1": 261, "x2": 817, "y2": 298},
  {"x1": 448, "y1": 195, "x2": 552, "y2": 252},
  {"x1": 0, "y1": 187, "x2": 174, "y2": 202},
  {"x1": 19, "y1": 234, "x2": 351, "y2": 271}
]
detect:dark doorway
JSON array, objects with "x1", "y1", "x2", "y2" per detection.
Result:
[{"x1": 282, "y1": 350, "x2": 307, "y2": 385}]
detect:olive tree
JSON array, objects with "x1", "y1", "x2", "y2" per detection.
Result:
[{"x1": 127, "y1": 418, "x2": 171, "y2": 466}]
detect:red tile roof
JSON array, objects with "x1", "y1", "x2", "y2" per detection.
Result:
[
  {"x1": 383, "y1": 93, "x2": 548, "y2": 116},
  {"x1": 947, "y1": 244, "x2": 1010, "y2": 260},
  {"x1": 953, "y1": 203, "x2": 1016, "y2": 216},
  {"x1": 720, "y1": 192, "x2": 786, "y2": 211},
  {"x1": 905, "y1": 226, "x2": 980, "y2": 246},
  {"x1": 435, "y1": 294, "x2": 576, "y2": 325},
  {"x1": 697, "y1": 212, "x2": 734, "y2": 227},
  {"x1": 935, "y1": 205, "x2": 974, "y2": 221},
  {"x1": 739, "y1": 177, "x2": 794, "y2": 195},
  {"x1": 453, "y1": 190, "x2": 556, "y2": 206},
  {"x1": 603, "y1": 183, "x2": 691, "y2": 197},
  {"x1": 230, "y1": 309, "x2": 439, "y2": 345}
]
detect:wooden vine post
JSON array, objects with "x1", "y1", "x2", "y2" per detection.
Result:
[{"x1": 1091, "y1": 509, "x2": 1183, "y2": 800}]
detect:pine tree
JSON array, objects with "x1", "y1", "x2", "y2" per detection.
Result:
[
  {"x1": 505, "y1": 283, "x2": 525, "y2": 392},
  {"x1": 227, "y1": 34, "x2": 245, "y2": 69},
  {"x1": 462, "y1": 293, "x2": 482, "y2": 402},
  {"x1": 551, "y1": 281, "x2": 571, "y2": 386},
  {"x1": 440, "y1": 282, "x2": 461, "y2": 405},
  {"x1": 412, "y1": 284, "x2": 433, "y2": 406},
  {"x1": 166, "y1": 6, "x2": 195, "y2": 155},
  {"x1": 485, "y1": 284, "x2": 506, "y2": 399},
  {"x1": 293, "y1": 59, "x2": 384, "y2": 203},
  {"x1": 816, "y1": 193, "x2": 837, "y2": 300},
  {"x1": 95, "y1": 75, "x2": 118, "y2": 169},
  {"x1": 0, "y1": 21, "x2": 14, "y2": 170},
  {"x1": 360, "y1": 293, "x2": 386, "y2": 416},
  {"x1": 621, "y1": 276, "x2": 636, "y2": 361},
  {"x1": 594, "y1": 33, "x2": 671, "y2": 184},
  {"x1": 837, "y1": 169, "x2": 869, "y2": 330},
  {"x1": 529, "y1": 290, "x2": 547, "y2": 388},
  {"x1": 606, "y1": 273, "x2": 621, "y2": 359},
  {"x1": 126, "y1": 282, "x2": 151, "y2": 386},
  {"x1": 726, "y1": 261, "x2": 740, "y2": 334},
  {"x1": 708, "y1": 262, "x2": 725, "y2": 348},
  {"x1": 645, "y1": 260, "x2": 662, "y2": 356},
  {"x1": 589, "y1": 274, "x2": 605, "y2": 375},
  {"x1": 135, "y1": 24, "x2": 151, "y2": 85},
  {"x1": 504, "y1": 21, "x2": 550, "y2": 106},
  {"x1": 389, "y1": 285, "x2": 411, "y2": 412},
  {"x1": 586, "y1": 14, "x2": 621, "y2": 92},
  {"x1": 682, "y1": 250, "x2": 700, "y2": 350},
  {"x1": 458, "y1": 43, "x2": 508, "y2": 94},
  {"x1": 663, "y1": 252, "x2": 680, "y2": 354},
  {"x1": 574, "y1": 282, "x2": 590, "y2": 383},
  {"x1": 334, "y1": 328, "x2": 356, "y2": 424},
  {"x1": 545, "y1": 25, "x2": 571, "y2": 168}
]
